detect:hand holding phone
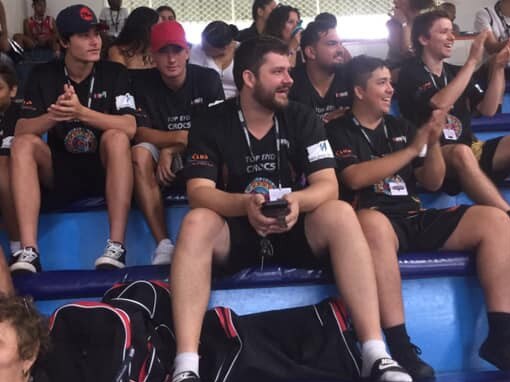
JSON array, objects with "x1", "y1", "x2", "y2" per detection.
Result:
[{"x1": 261, "y1": 199, "x2": 290, "y2": 218}]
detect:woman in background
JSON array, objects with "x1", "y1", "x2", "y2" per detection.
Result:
[
  {"x1": 108, "y1": 7, "x2": 159, "y2": 70},
  {"x1": 264, "y1": 5, "x2": 304, "y2": 67}
]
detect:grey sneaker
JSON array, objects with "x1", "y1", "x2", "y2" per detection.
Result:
[{"x1": 95, "y1": 240, "x2": 126, "y2": 270}]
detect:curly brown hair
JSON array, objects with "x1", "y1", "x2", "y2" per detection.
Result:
[{"x1": 0, "y1": 294, "x2": 49, "y2": 362}]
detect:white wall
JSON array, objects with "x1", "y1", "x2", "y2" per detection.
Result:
[
  {"x1": 452, "y1": 0, "x2": 495, "y2": 32},
  {"x1": 1, "y1": 0, "x2": 499, "y2": 37}
]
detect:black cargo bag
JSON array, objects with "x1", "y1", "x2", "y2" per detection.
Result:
[{"x1": 199, "y1": 298, "x2": 362, "y2": 382}]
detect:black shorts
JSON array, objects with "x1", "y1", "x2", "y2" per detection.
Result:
[
  {"x1": 442, "y1": 138, "x2": 506, "y2": 195},
  {"x1": 387, "y1": 205, "x2": 470, "y2": 253},
  {"x1": 42, "y1": 151, "x2": 106, "y2": 209},
  {"x1": 223, "y1": 214, "x2": 323, "y2": 274}
]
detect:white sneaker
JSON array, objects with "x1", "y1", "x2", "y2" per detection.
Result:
[{"x1": 151, "y1": 238, "x2": 174, "y2": 265}]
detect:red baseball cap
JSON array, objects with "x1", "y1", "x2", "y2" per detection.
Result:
[{"x1": 151, "y1": 21, "x2": 187, "y2": 52}]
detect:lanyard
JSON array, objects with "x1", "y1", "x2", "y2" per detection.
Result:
[
  {"x1": 237, "y1": 105, "x2": 283, "y2": 188},
  {"x1": 63, "y1": 66, "x2": 95, "y2": 109},
  {"x1": 352, "y1": 116, "x2": 393, "y2": 156},
  {"x1": 110, "y1": 9, "x2": 121, "y2": 34},
  {"x1": 423, "y1": 64, "x2": 448, "y2": 90}
]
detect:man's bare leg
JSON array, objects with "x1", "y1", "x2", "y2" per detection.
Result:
[{"x1": 442, "y1": 144, "x2": 510, "y2": 211}]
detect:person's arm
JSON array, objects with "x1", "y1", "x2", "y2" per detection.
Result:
[
  {"x1": 340, "y1": 112, "x2": 444, "y2": 190},
  {"x1": 341, "y1": 142, "x2": 421, "y2": 191},
  {"x1": 474, "y1": 9, "x2": 506, "y2": 54},
  {"x1": 187, "y1": 177, "x2": 250, "y2": 216},
  {"x1": 134, "y1": 127, "x2": 188, "y2": 150},
  {"x1": 15, "y1": 114, "x2": 57, "y2": 136},
  {"x1": 429, "y1": 31, "x2": 487, "y2": 110},
  {"x1": 76, "y1": 105, "x2": 136, "y2": 138},
  {"x1": 413, "y1": 110, "x2": 446, "y2": 191},
  {"x1": 477, "y1": 42, "x2": 510, "y2": 116},
  {"x1": 289, "y1": 168, "x2": 338, "y2": 212},
  {"x1": 188, "y1": 178, "x2": 281, "y2": 236},
  {"x1": 414, "y1": 141, "x2": 444, "y2": 191},
  {"x1": 485, "y1": 30, "x2": 508, "y2": 54},
  {"x1": 387, "y1": 13, "x2": 412, "y2": 57},
  {"x1": 16, "y1": 69, "x2": 58, "y2": 136},
  {"x1": 47, "y1": 84, "x2": 136, "y2": 138}
]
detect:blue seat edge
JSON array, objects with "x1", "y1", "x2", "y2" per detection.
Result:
[{"x1": 13, "y1": 251, "x2": 474, "y2": 301}]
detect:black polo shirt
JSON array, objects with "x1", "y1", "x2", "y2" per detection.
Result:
[
  {"x1": 397, "y1": 58, "x2": 484, "y2": 146},
  {"x1": 132, "y1": 64, "x2": 224, "y2": 132},
  {"x1": 289, "y1": 64, "x2": 351, "y2": 122},
  {"x1": 21, "y1": 60, "x2": 136, "y2": 154},
  {"x1": 236, "y1": 23, "x2": 259, "y2": 43},
  {"x1": 184, "y1": 98, "x2": 335, "y2": 196},
  {"x1": 0, "y1": 100, "x2": 21, "y2": 156},
  {"x1": 327, "y1": 112, "x2": 423, "y2": 215}
]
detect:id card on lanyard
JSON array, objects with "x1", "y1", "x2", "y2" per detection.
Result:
[
  {"x1": 423, "y1": 64, "x2": 458, "y2": 141},
  {"x1": 353, "y1": 116, "x2": 408, "y2": 196},
  {"x1": 237, "y1": 103, "x2": 291, "y2": 200}
]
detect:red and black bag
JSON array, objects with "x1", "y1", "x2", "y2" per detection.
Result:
[
  {"x1": 43, "y1": 280, "x2": 174, "y2": 382},
  {"x1": 199, "y1": 298, "x2": 361, "y2": 382}
]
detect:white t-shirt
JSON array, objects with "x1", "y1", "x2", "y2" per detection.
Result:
[
  {"x1": 474, "y1": 5, "x2": 510, "y2": 41},
  {"x1": 99, "y1": 7, "x2": 129, "y2": 38},
  {"x1": 189, "y1": 43, "x2": 238, "y2": 99}
]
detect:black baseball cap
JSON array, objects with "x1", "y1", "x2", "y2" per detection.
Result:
[
  {"x1": 56, "y1": 4, "x2": 108, "y2": 37},
  {"x1": 202, "y1": 21, "x2": 238, "y2": 48}
]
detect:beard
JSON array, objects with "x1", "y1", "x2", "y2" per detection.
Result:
[{"x1": 252, "y1": 82, "x2": 290, "y2": 111}]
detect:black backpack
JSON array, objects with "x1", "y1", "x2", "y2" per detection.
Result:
[
  {"x1": 199, "y1": 298, "x2": 361, "y2": 382},
  {"x1": 43, "y1": 280, "x2": 174, "y2": 382}
]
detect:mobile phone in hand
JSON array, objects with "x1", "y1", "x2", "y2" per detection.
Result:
[{"x1": 261, "y1": 199, "x2": 290, "y2": 218}]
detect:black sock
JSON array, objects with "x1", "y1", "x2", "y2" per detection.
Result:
[
  {"x1": 384, "y1": 324, "x2": 411, "y2": 354},
  {"x1": 487, "y1": 312, "x2": 510, "y2": 342}
]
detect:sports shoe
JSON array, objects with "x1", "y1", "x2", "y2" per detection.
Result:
[
  {"x1": 392, "y1": 343, "x2": 435, "y2": 380},
  {"x1": 151, "y1": 238, "x2": 175, "y2": 265},
  {"x1": 480, "y1": 337, "x2": 510, "y2": 370},
  {"x1": 369, "y1": 358, "x2": 412, "y2": 382},
  {"x1": 9, "y1": 247, "x2": 42, "y2": 274},
  {"x1": 95, "y1": 240, "x2": 126, "y2": 270},
  {"x1": 172, "y1": 371, "x2": 200, "y2": 382}
]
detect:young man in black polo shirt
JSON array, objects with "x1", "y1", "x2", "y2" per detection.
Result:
[
  {"x1": 10, "y1": 4, "x2": 136, "y2": 273},
  {"x1": 289, "y1": 21, "x2": 351, "y2": 124},
  {"x1": 131, "y1": 20, "x2": 224, "y2": 265},
  {"x1": 170, "y1": 37, "x2": 412, "y2": 382},
  {"x1": 236, "y1": 0, "x2": 277, "y2": 43},
  {"x1": 329, "y1": 55, "x2": 510, "y2": 377},
  {"x1": 397, "y1": 10, "x2": 510, "y2": 212}
]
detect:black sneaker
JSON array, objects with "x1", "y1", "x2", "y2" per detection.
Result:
[
  {"x1": 369, "y1": 358, "x2": 412, "y2": 382},
  {"x1": 392, "y1": 344, "x2": 435, "y2": 380},
  {"x1": 172, "y1": 371, "x2": 200, "y2": 382},
  {"x1": 94, "y1": 240, "x2": 126, "y2": 270},
  {"x1": 480, "y1": 337, "x2": 510, "y2": 370},
  {"x1": 9, "y1": 247, "x2": 42, "y2": 274}
]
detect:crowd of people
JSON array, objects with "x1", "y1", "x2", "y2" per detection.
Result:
[{"x1": 0, "y1": 0, "x2": 510, "y2": 381}]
